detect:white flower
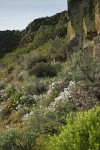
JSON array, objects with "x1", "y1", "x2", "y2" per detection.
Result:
[
  {"x1": 20, "y1": 95, "x2": 27, "y2": 100},
  {"x1": 69, "y1": 81, "x2": 75, "y2": 86},
  {"x1": 0, "y1": 105, "x2": 3, "y2": 112},
  {"x1": 30, "y1": 111, "x2": 33, "y2": 115},
  {"x1": 49, "y1": 81, "x2": 75, "y2": 109},
  {"x1": 22, "y1": 111, "x2": 33, "y2": 121},
  {"x1": 47, "y1": 81, "x2": 62, "y2": 96}
]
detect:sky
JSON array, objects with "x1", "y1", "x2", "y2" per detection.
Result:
[{"x1": 0, "y1": 0, "x2": 67, "y2": 31}]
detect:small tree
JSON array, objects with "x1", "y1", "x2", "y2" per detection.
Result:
[{"x1": 48, "y1": 37, "x2": 67, "y2": 62}]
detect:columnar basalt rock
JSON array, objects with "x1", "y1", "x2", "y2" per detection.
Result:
[
  {"x1": 84, "y1": 0, "x2": 97, "y2": 39},
  {"x1": 67, "y1": 0, "x2": 84, "y2": 53},
  {"x1": 95, "y1": 0, "x2": 100, "y2": 35},
  {"x1": 94, "y1": 0, "x2": 100, "y2": 56},
  {"x1": 94, "y1": 35, "x2": 100, "y2": 56},
  {"x1": 67, "y1": 0, "x2": 100, "y2": 56}
]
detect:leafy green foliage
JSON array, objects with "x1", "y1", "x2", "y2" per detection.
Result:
[
  {"x1": 0, "y1": 11, "x2": 68, "y2": 57},
  {"x1": 25, "y1": 54, "x2": 48, "y2": 70},
  {"x1": 0, "y1": 10, "x2": 99, "y2": 150},
  {"x1": 60, "y1": 51, "x2": 100, "y2": 91},
  {"x1": 0, "y1": 106, "x2": 99, "y2": 150},
  {"x1": 47, "y1": 106, "x2": 100, "y2": 150},
  {"x1": 0, "y1": 129, "x2": 20, "y2": 150},
  {"x1": 69, "y1": 52, "x2": 100, "y2": 82},
  {"x1": 31, "y1": 25, "x2": 67, "y2": 49},
  {"x1": 0, "y1": 128, "x2": 38, "y2": 150},
  {"x1": 23, "y1": 79, "x2": 47, "y2": 95},
  {"x1": 29, "y1": 62, "x2": 61, "y2": 78},
  {"x1": 25, "y1": 10, "x2": 67, "y2": 38},
  {"x1": 48, "y1": 36, "x2": 67, "y2": 62}
]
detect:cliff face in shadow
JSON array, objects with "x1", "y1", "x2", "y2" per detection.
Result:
[{"x1": 67, "y1": 0, "x2": 100, "y2": 56}]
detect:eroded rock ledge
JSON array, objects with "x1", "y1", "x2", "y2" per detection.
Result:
[{"x1": 67, "y1": 0, "x2": 100, "y2": 56}]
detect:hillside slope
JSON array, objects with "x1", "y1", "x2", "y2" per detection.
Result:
[
  {"x1": 0, "y1": 6, "x2": 100, "y2": 150},
  {"x1": 0, "y1": 11, "x2": 68, "y2": 58}
]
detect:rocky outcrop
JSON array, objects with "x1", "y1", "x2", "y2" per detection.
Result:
[
  {"x1": 67, "y1": 0, "x2": 100, "y2": 56},
  {"x1": 94, "y1": 35, "x2": 100, "y2": 56},
  {"x1": 21, "y1": 11, "x2": 68, "y2": 45}
]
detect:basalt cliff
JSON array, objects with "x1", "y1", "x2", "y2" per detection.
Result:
[{"x1": 67, "y1": 0, "x2": 100, "y2": 56}]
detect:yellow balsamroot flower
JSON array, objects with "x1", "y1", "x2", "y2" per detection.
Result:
[{"x1": 22, "y1": 86, "x2": 25, "y2": 90}]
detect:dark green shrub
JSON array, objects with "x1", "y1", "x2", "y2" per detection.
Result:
[
  {"x1": 26, "y1": 54, "x2": 48, "y2": 70},
  {"x1": 24, "y1": 81, "x2": 47, "y2": 95},
  {"x1": 32, "y1": 26, "x2": 56, "y2": 48},
  {"x1": 7, "y1": 65, "x2": 14, "y2": 74},
  {"x1": 0, "y1": 128, "x2": 38, "y2": 150},
  {"x1": 48, "y1": 36, "x2": 67, "y2": 62},
  {"x1": 31, "y1": 25, "x2": 67, "y2": 49},
  {"x1": 32, "y1": 54, "x2": 48, "y2": 64},
  {"x1": 20, "y1": 35, "x2": 32, "y2": 46},
  {"x1": 20, "y1": 128, "x2": 38, "y2": 150},
  {"x1": 0, "y1": 129, "x2": 20, "y2": 150},
  {"x1": 56, "y1": 25, "x2": 67, "y2": 38},
  {"x1": 69, "y1": 52, "x2": 100, "y2": 82},
  {"x1": 0, "y1": 91, "x2": 22, "y2": 119},
  {"x1": 60, "y1": 51, "x2": 100, "y2": 88},
  {"x1": 29, "y1": 63, "x2": 61, "y2": 78}
]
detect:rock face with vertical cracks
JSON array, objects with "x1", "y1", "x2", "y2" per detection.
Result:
[{"x1": 67, "y1": 0, "x2": 100, "y2": 56}]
